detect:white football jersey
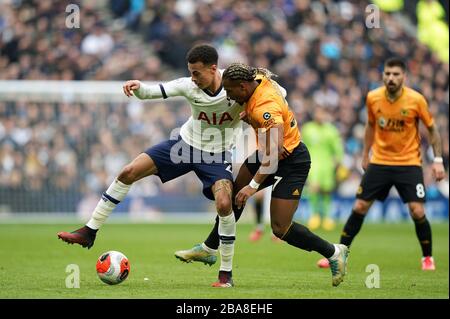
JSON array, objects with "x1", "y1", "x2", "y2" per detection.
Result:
[{"x1": 134, "y1": 71, "x2": 243, "y2": 153}]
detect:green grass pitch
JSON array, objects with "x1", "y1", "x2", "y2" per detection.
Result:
[{"x1": 0, "y1": 222, "x2": 447, "y2": 299}]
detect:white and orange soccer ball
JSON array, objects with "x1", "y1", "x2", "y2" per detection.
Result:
[{"x1": 96, "y1": 251, "x2": 130, "y2": 285}]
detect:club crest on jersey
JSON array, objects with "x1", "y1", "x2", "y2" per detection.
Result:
[
  {"x1": 400, "y1": 108, "x2": 409, "y2": 116},
  {"x1": 197, "y1": 112, "x2": 233, "y2": 125},
  {"x1": 263, "y1": 112, "x2": 271, "y2": 120}
]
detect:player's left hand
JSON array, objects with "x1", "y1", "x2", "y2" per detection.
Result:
[
  {"x1": 235, "y1": 185, "x2": 257, "y2": 209},
  {"x1": 432, "y1": 162, "x2": 446, "y2": 182}
]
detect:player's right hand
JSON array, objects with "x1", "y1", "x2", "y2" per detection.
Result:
[
  {"x1": 239, "y1": 111, "x2": 249, "y2": 124},
  {"x1": 123, "y1": 80, "x2": 141, "y2": 97},
  {"x1": 235, "y1": 185, "x2": 257, "y2": 209},
  {"x1": 432, "y1": 162, "x2": 446, "y2": 182},
  {"x1": 361, "y1": 155, "x2": 369, "y2": 172}
]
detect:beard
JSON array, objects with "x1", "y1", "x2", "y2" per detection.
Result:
[{"x1": 386, "y1": 82, "x2": 401, "y2": 94}]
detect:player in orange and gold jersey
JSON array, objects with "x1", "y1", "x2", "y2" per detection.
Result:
[
  {"x1": 222, "y1": 63, "x2": 349, "y2": 287},
  {"x1": 177, "y1": 63, "x2": 350, "y2": 287},
  {"x1": 229, "y1": 63, "x2": 348, "y2": 286},
  {"x1": 317, "y1": 58, "x2": 445, "y2": 271}
]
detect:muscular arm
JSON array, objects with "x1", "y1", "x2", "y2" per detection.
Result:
[
  {"x1": 235, "y1": 124, "x2": 284, "y2": 209},
  {"x1": 361, "y1": 121, "x2": 375, "y2": 170},
  {"x1": 253, "y1": 124, "x2": 284, "y2": 184},
  {"x1": 427, "y1": 124, "x2": 446, "y2": 182},
  {"x1": 427, "y1": 124, "x2": 442, "y2": 158}
]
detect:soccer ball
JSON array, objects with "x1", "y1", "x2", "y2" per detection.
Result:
[{"x1": 96, "y1": 251, "x2": 130, "y2": 285}]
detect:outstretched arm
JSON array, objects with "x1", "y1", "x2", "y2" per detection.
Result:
[
  {"x1": 123, "y1": 80, "x2": 141, "y2": 97},
  {"x1": 123, "y1": 80, "x2": 166, "y2": 99},
  {"x1": 123, "y1": 78, "x2": 187, "y2": 100},
  {"x1": 427, "y1": 124, "x2": 446, "y2": 182}
]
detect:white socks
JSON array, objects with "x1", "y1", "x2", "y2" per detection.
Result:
[
  {"x1": 201, "y1": 243, "x2": 218, "y2": 255},
  {"x1": 218, "y1": 213, "x2": 236, "y2": 272},
  {"x1": 328, "y1": 244, "x2": 341, "y2": 261},
  {"x1": 86, "y1": 179, "x2": 131, "y2": 230}
]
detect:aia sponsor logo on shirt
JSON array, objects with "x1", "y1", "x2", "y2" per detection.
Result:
[{"x1": 197, "y1": 112, "x2": 233, "y2": 125}]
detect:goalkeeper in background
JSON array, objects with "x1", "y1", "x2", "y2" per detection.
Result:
[{"x1": 302, "y1": 106, "x2": 345, "y2": 231}]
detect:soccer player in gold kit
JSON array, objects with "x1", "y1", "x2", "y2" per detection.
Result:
[{"x1": 317, "y1": 57, "x2": 445, "y2": 270}]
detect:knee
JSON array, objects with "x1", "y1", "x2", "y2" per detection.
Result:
[
  {"x1": 271, "y1": 220, "x2": 289, "y2": 238},
  {"x1": 215, "y1": 196, "x2": 232, "y2": 216},
  {"x1": 409, "y1": 203, "x2": 425, "y2": 220},
  {"x1": 118, "y1": 164, "x2": 137, "y2": 185},
  {"x1": 353, "y1": 199, "x2": 371, "y2": 215}
]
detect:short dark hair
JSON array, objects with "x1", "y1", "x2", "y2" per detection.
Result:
[
  {"x1": 186, "y1": 44, "x2": 218, "y2": 65},
  {"x1": 384, "y1": 57, "x2": 406, "y2": 71}
]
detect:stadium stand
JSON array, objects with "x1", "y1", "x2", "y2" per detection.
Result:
[{"x1": 0, "y1": 0, "x2": 448, "y2": 220}]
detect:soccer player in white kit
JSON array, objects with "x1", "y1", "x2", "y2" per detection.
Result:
[{"x1": 57, "y1": 44, "x2": 242, "y2": 287}]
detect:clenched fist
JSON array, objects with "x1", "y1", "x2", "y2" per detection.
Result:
[{"x1": 123, "y1": 80, "x2": 141, "y2": 97}]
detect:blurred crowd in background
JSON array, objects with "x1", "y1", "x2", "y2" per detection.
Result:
[{"x1": 0, "y1": 0, "x2": 448, "y2": 213}]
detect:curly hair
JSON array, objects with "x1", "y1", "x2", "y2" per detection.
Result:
[{"x1": 222, "y1": 62, "x2": 277, "y2": 82}]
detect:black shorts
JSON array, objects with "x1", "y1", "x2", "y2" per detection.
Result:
[
  {"x1": 356, "y1": 164, "x2": 426, "y2": 203},
  {"x1": 244, "y1": 142, "x2": 311, "y2": 200}
]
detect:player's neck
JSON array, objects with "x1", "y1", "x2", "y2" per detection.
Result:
[
  {"x1": 205, "y1": 72, "x2": 222, "y2": 95},
  {"x1": 385, "y1": 86, "x2": 404, "y2": 103},
  {"x1": 246, "y1": 81, "x2": 261, "y2": 102}
]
